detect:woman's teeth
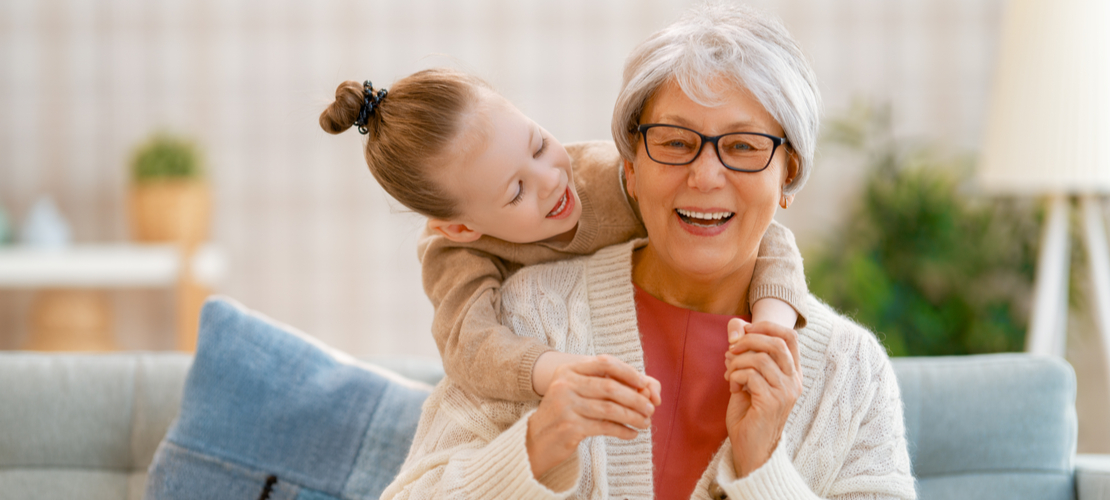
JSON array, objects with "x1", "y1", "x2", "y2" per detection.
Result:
[
  {"x1": 676, "y1": 208, "x2": 733, "y2": 226},
  {"x1": 547, "y1": 192, "x2": 568, "y2": 217}
]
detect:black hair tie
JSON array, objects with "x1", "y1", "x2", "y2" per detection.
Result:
[{"x1": 355, "y1": 80, "x2": 388, "y2": 135}]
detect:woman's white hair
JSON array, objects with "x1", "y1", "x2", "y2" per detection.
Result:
[{"x1": 612, "y1": 3, "x2": 821, "y2": 195}]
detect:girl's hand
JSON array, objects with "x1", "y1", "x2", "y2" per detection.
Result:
[
  {"x1": 526, "y1": 355, "x2": 658, "y2": 478},
  {"x1": 532, "y1": 352, "x2": 584, "y2": 396},
  {"x1": 722, "y1": 319, "x2": 803, "y2": 478}
]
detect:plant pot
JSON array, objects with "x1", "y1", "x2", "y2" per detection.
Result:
[
  {"x1": 25, "y1": 290, "x2": 115, "y2": 351},
  {"x1": 129, "y1": 180, "x2": 210, "y2": 246}
]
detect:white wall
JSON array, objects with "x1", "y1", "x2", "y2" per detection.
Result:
[{"x1": 0, "y1": 0, "x2": 1004, "y2": 359}]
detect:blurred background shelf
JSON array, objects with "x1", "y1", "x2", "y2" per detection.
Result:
[
  {"x1": 0, "y1": 244, "x2": 224, "y2": 288},
  {"x1": 0, "y1": 244, "x2": 226, "y2": 351}
]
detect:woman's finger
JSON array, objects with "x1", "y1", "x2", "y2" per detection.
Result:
[
  {"x1": 738, "y1": 366, "x2": 773, "y2": 399},
  {"x1": 573, "y1": 354, "x2": 648, "y2": 391},
  {"x1": 728, "y1": 333, "x2": 795, "y2": 377},
  {"x1": 584, "y1": 419, "x2": 640, "y2": 441},
  {"x1": 575, "y1": 398, "x2": 651, "y2": 429},
  {"x1": 726, "y1": 350, "x2": 789, "y2": 391},
  {"x1": 642, "y1": 375, "x2": 663, "y2": 406},
  {"x1": 729, "y1": 367, "x2": 783, "y2": 402},
  {"x1": 724, "y1": 352, "x2": 742, "y2": 392},
  {"x1": 571, "y1": 372, "x2": 655, "y2": 418},
  {"x1": 744, "y1": 322, "x2": 802, "y2": 374},
  {"x1": 728, "y1": 367, "x2": 770, "y2": 397}
]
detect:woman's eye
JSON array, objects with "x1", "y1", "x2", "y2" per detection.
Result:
[
  {"x1": 658, "y1": 139, "x2": 692, "y2": 150},
  {"x1": 510, "y1": 181, "x2": 524, "y2": 205}
]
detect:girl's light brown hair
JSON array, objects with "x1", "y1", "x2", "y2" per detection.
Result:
[{"x1": 320, "y1": 68, "x2": 491, "y2": 219}]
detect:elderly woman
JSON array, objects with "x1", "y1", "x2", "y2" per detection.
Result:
[{"x1": 383, "y1": 5, "x2": 914, "y2": 500}]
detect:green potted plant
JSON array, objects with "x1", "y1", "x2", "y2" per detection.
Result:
[
  {"x1": 128, "y1": 133, "x2": 209, "y2": 247},
  {"x1": 129, "y1": 133, "x2": 212, "y2": 351},
  {"x1": 806, "y1": 102, "x2": 1039, "y2": 356}
]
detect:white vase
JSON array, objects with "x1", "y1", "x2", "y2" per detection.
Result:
[{"x1": 20, "y1": 196, "x2": 72, "y2": 249}]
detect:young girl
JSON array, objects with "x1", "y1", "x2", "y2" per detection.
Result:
[{"x1": 320, "y1": 68, "x2": 810, "y2": 401}]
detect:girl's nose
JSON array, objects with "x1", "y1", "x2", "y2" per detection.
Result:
[{"x1": 540, "y1": 164, "x2": 562, "y2": 199}]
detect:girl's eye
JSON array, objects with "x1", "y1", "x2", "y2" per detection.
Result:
[
  {"x1": 510, "y1": 181, "x2": 524, "y2": 205},
  {"x1": 534, "y1": 136, "x2": 548, "y2": 159}
]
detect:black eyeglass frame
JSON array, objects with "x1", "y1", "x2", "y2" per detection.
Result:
[{"x1": 635, "y1": 123, "x2": 789, "y2": 173}]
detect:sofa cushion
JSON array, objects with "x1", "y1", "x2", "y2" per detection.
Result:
[
  {"x1": 0, "y1": 470, "x2": 133, "y2": 499},
  {"x1": 0, "y1": 352, "x2": 191, "y2": 500},
  {"x1": 145, "y1": 296, "x2": 432, "y2": 500},
  {"x1": 0, "y1": 353, "x2": 191, "y2": 472},
  {"x1": 892, "y1": 353, "x2": 1077, "y2": 500}
]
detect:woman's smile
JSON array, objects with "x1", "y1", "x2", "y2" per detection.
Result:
[{"x1": 675, "y1": 207, "x2": 734, "y2": 236}]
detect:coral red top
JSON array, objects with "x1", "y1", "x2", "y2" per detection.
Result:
[{"x1": 634, "y1": 285, "x2": 744, "y2": 500}]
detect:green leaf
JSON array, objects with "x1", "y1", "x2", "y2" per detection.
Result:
[{"x1": 131, "y1": 133, "x2": 203, "y2": 181}]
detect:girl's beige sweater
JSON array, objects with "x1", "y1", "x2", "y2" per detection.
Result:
[{"x1": 383, "y1": 240, "x2": 916, "y2": 500}]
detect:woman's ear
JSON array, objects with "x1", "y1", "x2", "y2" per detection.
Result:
[
  {"x1": 782, "y1": 149, "x2": 800, "y2": 187},
  {"x1": 779, "y1": 151, "x2": 800, "y2": 209},
  {"x1": 427, "y1": 219, "x2": 483, "y2": 243},
  {"x1": 623, "y1": 159, "x2": 637, "y2": 201}
]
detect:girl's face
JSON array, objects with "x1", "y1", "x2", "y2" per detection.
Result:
[{"x1": 430, "y1": 95, "x2": 581, "y2": 244}]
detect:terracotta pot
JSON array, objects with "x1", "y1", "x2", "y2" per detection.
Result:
[{"x1": 129, "y1": 180, "x2": 210, "y2": 246}]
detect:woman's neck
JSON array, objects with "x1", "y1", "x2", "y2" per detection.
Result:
[{"x1": 631, "y1": 245, "x2": 755, "y2": 317}]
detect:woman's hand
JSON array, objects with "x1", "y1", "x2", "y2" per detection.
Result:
[
  {"x1": 526, "y1": 355, "x2": 660, "y2": 478},
  {"x1": 723, "y1": 318, "x2": 803, "y2": 478}
]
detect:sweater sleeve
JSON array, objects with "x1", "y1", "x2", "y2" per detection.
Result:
[
  {"x1": 711, "y1": 322, "x2": 916, "y2": 500},
  {"x1": 383, "y1": 258, "x2": 591, "y2": 500},
  {"x1": 750, "y1": 220, "x2": 811, "y2": 328},
  {"x1": 418, "y1": 227, "x2": 553, "y2": 401},
  {"x1": 380, "y1": 390, "x2": 581, "y2": 500}
]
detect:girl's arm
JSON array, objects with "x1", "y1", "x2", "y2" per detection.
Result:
[
  {"x1": 419, "y1": 228, "x2": 554, "y2": 401},
  {"x1": 749, "y1": 221, "x2": 809, "y2": 329},
  {"x1": 531, "y1": 351, "x2": 588, "y2": 396},
  {"x1": 751, "y1": 296, "x2": 799, "y2": 330},
  {"x1": 416, "y1": 142, "x2": 641, "y2": 401}
]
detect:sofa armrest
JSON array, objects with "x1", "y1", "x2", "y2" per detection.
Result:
[{"x1": 1076, "y1": 454, "x2": 1110, "y2": 500}]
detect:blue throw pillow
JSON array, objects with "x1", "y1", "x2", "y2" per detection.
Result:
[{"x1": 145, "y1": 297, "x2": 433, "y2": 500}]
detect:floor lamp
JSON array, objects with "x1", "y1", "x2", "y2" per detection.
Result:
[{"x1": 979, "y1": 0, "x2": 1110, "y2": 379}]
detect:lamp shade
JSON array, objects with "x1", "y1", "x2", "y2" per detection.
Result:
[{"x1": 978, "y1": 0, "x2": 1110, "y2": 194}]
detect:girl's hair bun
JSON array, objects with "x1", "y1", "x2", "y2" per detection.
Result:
[
  {"x1": 320, "y1": 68, "x2": 493, "y2": 220},
  {"x1": 319, "y1": 80, "x2": 365, "y2": 134}
]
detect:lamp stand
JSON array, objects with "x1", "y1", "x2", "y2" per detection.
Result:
[
  {"x1": 1028, "y1": 194, "x2": 1110, "y2": 388},
  {"x1": 1079, "y1": 195, "x2": 1110, "y2": 388},
  {"x1": 1028, "y1": 194, "x2": 1071, "y2": 356}
]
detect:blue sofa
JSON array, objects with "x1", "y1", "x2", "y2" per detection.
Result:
[{"x1": 0, "y1": 351, "x2": 1107, "y2": 499}]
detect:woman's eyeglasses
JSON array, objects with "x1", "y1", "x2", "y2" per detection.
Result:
[{"x1": 636, "y1": 124, "x2": 788, "y2": 173}]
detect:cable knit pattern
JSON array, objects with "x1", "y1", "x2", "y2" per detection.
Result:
[{"x1": 382, "y1": 241, "x2": 915, "y2": 500}]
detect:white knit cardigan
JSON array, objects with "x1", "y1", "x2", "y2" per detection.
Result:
[{"x1": 381, "y1": 241, "x2": 916, "y2": 500}]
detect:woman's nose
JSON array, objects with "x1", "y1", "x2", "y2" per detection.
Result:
[{"x1": 687, "y1": 145, "x2": 726, "y2": 191}]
